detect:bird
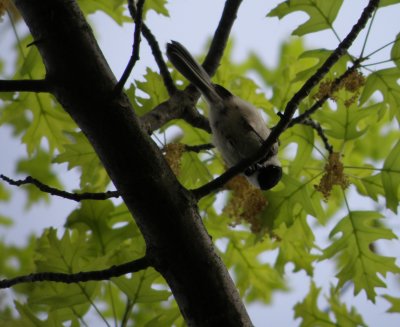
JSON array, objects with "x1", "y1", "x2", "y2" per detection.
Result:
[{"x1": 166, "y1": 41, "x2": 282, "y2": 190}]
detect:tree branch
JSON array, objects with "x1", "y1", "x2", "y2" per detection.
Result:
[
  {"x1": 0, "y1": 79, "x2": 50, "y2": 93},
  {"x1": 192, "y1": 0, "x2": 380, "y2": 200},
  {"x1": 140, "y1": 0, "x2": 244, "y2": 134},
  {"x1": 202, "y1": 0, "x2": 243, "y2": 76},
  {"x1": 127, "y1": 0, "x2": 176, "y2": 96},
  {"x1": 114, "y1": 0, "x2": 145, "y2": 95},
  {"x1": 0, "y1": 256, "x2": 150, "y2": 288},
  {"x1": 140, "y1": 92, "x2": 211, "y2": 134},
  {"x1": 0, "y1": 174, "x2": 120, "y2": 202},
  {"x1": 301, "y1": 118, "x2": 333, "y2": 154},
  {"x1": 184, "y1": 143, "x2": 214, "y2": 153}
]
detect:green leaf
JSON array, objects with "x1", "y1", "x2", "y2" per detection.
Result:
[
  {"x1": 231, "y1": 77, "x2": 273, "y2": 113},
  {"x1": 20, "y1": 47, "x2": 41, "y2": 77},
  {"x1": 274, "y1": 213, "x2": 316, "y2": 275},
  {"x1": 135, "y1": 68, "x2": 170, "y2": 115},
  {"x1": 391, "y1": 33, "x2": 400, "y2": 72},
  {"x1": 0, "y1": 95, "x2": 31, "y2": 136},
  {"x1": 294, "y1": 283, "x2": 335, "y2": 327},
  {"x1": 17, "y1": 150, "x2": 62, "y2": 207},
  {"x1": 296, "y1": 284, "x2": 365, "y2": 326},
  {"x1": 35, "y1": 228, "x2": 90, "y2": 273},
  {"x1": 0, "y1": 215, "x2": 13, "y2": 226},
  {"x1": 381, "y1": 140, "x2": 400, "y2": 213},
  {"x1": 65, "y1": 201, "x2": 141, "y2": 255},
  {"x1": 1, "y1": 92, "x2": 76, "y2": 156},
  {"x1": 0, "y1": 182, "x2": 10, "y2": 201},
  {"x1": 315, "y1": 103, "x2": 376, "y2": 141},
  {"x1": 243, "y1": 39, "x2": 309, "y2": 111},
  {"x1": 380, "y1": 0, "x2": 400, "y2": 7},
  {"x1": 268, "y1": 0, "x2": 343, "y2": 36},
  {"x1": 78, "y1": 0, "x2": 130, "y2": 25},
  {"x1": 261, "y1": 174, "x2": 325, "y2": 229},
  {"x1": 359, "y1": 68, "x2": 400, "y2": 123},
  {"x1": 143, "y1": 0, "x2": 169, "y2": 17},
  {"x1": 178, "y1": 151, "x2": 212, "y2": 189},
  {"x1": 284, "y1": 124, "x2": 315, "y2": 177},
  {"x1": 357, "y1": 173, "x2": 384, "y2": 202},
  {"x1": 29, "y1": 283, "x2": 95, "y2": 311},
  {"x1": 383, "y1": 295, "x2": 400, "y2": 313},
  {"x1": 328, "y1": 287, "x2": 366, "y2": 327},
  {"x1": 112, "y1": 268, "x2": 170, "y2": 303},
  {"x1": 296, "y1": 49, "x2": 352, "y2": 83},
  {"x1": 321, "y1": 211, "x2": 399, "y2": 301},
  {"x1": 30, "y1": 229, "x2": 97, "y2": 312},
  {"x1": 144, "y1": 309, "x2": 182, "y2": 327},
  {"x1": 53, "y1": 132, "x2": 109, "y2": 190},
  {"x1": 224, "y1": 237, "x2": 285, "y2": 303},
  {"x1": 20, "y1": 93, "x2": 76, "y2": 155},
  {"x1": 14, "y1": 301, "x2": 44, "y2": 326}
]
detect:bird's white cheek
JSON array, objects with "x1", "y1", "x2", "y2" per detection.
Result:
[{"x1": 264, "y1": 154, "x2": 281, "y2": 168}]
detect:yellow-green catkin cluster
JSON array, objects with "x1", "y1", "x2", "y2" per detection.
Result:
[
  {"x1": 164, "y1": 143, "x2": 185, "y2": 176},
  {"x1": 315, "y1": 152, "x2": 350, "y2": 200},
  {"x1": 0, "y1": 0, "x2": 8, "y2": 17},
  {"x1": 224, "y1": 175, "x2": 267, "y2": 233},
  {"x1": 314, "y1": 70, "x2": 365, "y2": 107}
]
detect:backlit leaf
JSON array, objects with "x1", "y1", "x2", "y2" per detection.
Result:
[
  {"x1": 391, "y1": 33, "x2": 400, "y2": 69},
  {"x1": 294, "y1": 283, "x2": 334, "y2": 327},
  {"x1": 322, "y1": 211, "x2": 399, "y2": 301},
  {"x1": 381, "y1": 140, "x2": 400, "y2": 213},
  {"x1": 268, "y1": 0, "x2": 343, "y2": 36},
  {"x1": 359, "y1": 68, "x2": 400, "y2": 123},
  {"x1": 112, "y1": 268, "x2": 170, "y2": 303},
  {"x1": 383, "y1": 295, "x2": 400, "y2": 313}
]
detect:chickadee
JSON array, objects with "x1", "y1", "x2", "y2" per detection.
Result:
[{"x1": 166, "y1": 41, "x2": 282, "y2": 190}]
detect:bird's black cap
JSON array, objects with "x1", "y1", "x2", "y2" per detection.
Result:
[{"x1": 257, "y1": 165, "x2": 282, "y2": 190}]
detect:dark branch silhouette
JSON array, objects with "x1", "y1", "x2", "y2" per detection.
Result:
[
  {"x1": 114, "y1": 0, "x2": 146, "y2": 95},
  {"x1": 0, "y1": 174, "x2": 120, "y2": 202},
  {"x1": 140, "y1": 0, "x2": 244, "y2": 134},
  {"x1": 0, "y1": 256, "x2": 150, "y2": 288},
  {"x1": 202, "y1": 0, "x2": 243, "y2": 76},
  {"x1": 185, "y1": 143, "x2": 214, "y2": 153},
  {"x1": 0, "y1": 79, "x2": 50, "y2": 93},
  {"x1": 127, "y1": 0, "x2": 176, "y2": 96},
  {"x1": 191, "y1": 0, "x2": 380, "y2": 200},
  {"x1": 301, "y1": 118, "x2": 334, "y2": 154},
  {"x1": 140, "y1": 93, "x2": 211, "y2": 134}
]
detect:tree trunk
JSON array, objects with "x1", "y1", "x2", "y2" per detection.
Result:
[{"x1": 13, "y1": 0, "x2": 253, "y2": 325}]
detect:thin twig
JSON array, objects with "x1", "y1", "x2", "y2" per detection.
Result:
[
  {"x1": 364, "y1": 32, "x2": 400, "y2": 60},
  {"x1": 191, "y1": 0, "x2": 380, "y2": 200},
  {"x1": 301, "y1": 118, "x2": 333, "y2": 154},
  {"x1": 0, "y1": 79, "x2": 50, "y2": 93},
  {"x1": 0, "y1": 256, "x2": 150, "y2": 288},
  {"x1": 360, "y1": 8, "x2": 376, "y2": 58},
  {"x1": 184, "y1": 143, "x2": 214, "y2": 153},
  {"x1": 114, "y1": 0, "x2": 146, "y2": 95},
  {"x1": 127, "y1": 0, "x2": 176, "y2": 96},
  {"x1": 0, "y1": 174, "x2": 120, "y2": 202}
]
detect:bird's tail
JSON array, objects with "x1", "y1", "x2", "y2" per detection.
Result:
[{"x1": 166, "y1": 41, "x2": 219, "y2": 102}]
